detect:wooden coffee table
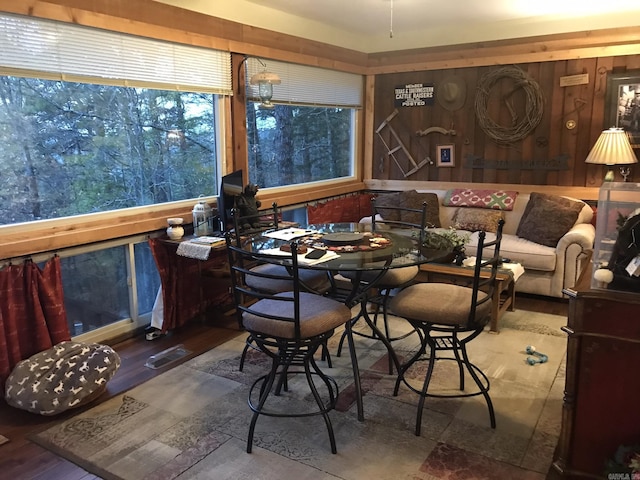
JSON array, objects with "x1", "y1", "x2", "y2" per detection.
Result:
[{"x1": 415, "y1": 262, "x2": 517, "y2": 333}]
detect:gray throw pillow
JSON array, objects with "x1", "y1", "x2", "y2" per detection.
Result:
[
  {"x1": 516, "y1": 197, "x2": 579, "y2": 247},
  {"x1": 375, "y1": 190, "x2": 441, "y2": 227}
]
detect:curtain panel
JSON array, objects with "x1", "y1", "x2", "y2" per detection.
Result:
[
  {"x1": 0, "y1": 256, "x2": 70, "y2": 389},
  {"x1": 307, "y1": 193, "x2": 374, "y2": 224}
]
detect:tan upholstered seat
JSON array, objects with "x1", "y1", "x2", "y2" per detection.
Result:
[{"x1": 390, "y1": 283, "x2": 491, "y2": 328}]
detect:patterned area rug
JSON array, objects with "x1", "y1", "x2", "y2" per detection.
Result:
[{"x1": 31, "y1": 310, "x2": 568, "y2": 480}]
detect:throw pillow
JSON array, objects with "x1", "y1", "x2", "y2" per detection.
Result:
[
  {"x1": 516, "y1": 197, "x2": 580, "y2": 247},
  {"x1": 453, "y1": 208, "x2": 504, "y2": 232},
  {"x1": 399, "y1": 190, "x2": 441, "y2": 228},
  {"x1": 374, "y1": 190, "x2": 441, "y2": 227},
  {"x1": 516, "y1": 192, "x2": 584, "y2": 243},
  {"x1": 443, "y1": 189, "x2": 518, "y2": 210},
  {"x1": 373, "y1": 192, "x2": 403, "y2": 221}
]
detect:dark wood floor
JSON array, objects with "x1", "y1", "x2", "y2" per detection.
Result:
[{"x1": 0, "y1": 294, "x2": 566, "y2": 480}]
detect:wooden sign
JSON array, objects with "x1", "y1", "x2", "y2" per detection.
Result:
[{"x1": 559, "y1": 74, "x2": 589, "y2": 87}]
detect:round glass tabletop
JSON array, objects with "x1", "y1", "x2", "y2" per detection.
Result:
[{"x1": 245, "y1": 222, "x2": 446, "y2": 271}]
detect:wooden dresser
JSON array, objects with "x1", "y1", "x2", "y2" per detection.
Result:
[{"x1": 549, "y1": 264, "x2": 640, "y2": 479}]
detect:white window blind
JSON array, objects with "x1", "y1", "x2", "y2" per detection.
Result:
[
  {"x1": 0, "y1": 13, "x2": 232, "y2": 94},
  {"x1": 246, "y1": 58, "x2": 362, "y2": 108}
]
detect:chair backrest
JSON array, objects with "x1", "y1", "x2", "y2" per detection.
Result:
[
  {"x1": 225, "y1": 234, "x2": 304, "y2": 339},
  {"x1": 370, "y1": 197, "x2": 428, "y2": 246},
  {"x1": 225, "y1": 202, "x2": 280, "y2": 243},
  {"x1": 468, "y1": 219, "x2": 505, "y2": 327}
]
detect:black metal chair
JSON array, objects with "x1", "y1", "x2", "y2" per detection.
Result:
[
  {"x1": 226, "y1": 235, "x2": 352, "y2": 453},
  {"x1": 389, "y1": 219, "x2": 505, "y2": 435},
  {"x1": 227, "y1": 206, "x2": 333, "y2": 370},
  {"x1": 336, "y1": 197, "x2": 429, "y2": 374}
]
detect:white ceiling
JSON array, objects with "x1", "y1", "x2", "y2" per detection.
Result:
[{"x1": 156, "y1": 0, "x2": 640, "y2": 53}]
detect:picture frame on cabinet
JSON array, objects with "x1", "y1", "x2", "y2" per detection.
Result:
[
  {"x1": 606, "y1": 71, "x2": 640, "y2": 148},
  {"x1": 436, "y1": 144, "x2": 455, "y2": 167}
]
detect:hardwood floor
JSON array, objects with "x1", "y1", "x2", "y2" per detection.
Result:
[{"x1": 0, "y1": 293, "x2": 566, "y2": 480}]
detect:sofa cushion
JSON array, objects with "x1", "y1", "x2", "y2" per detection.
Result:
[
  {"x1": 516, "y1": 193, "x2": 581, "y2": 247},
  {"x1": 465, "y1": 232, "x2": 557, "y2": 271},
  {"x1": 443, "y1": 188, "x2": 518, "y2": 210},
  {"x1": 453, "y1": 208, "x2": 504, "y2": 232}
]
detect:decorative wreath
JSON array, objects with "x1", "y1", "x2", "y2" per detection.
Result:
[{"x1": 475, "y1": 66, "x2": 544, "y2": 145}]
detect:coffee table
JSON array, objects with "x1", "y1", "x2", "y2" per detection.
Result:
[{"x1": 415, "y1": 262, "x2": 518, "y2": 333}]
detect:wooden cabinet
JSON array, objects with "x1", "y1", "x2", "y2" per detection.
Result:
[{"x1": 549, "y1": 265, "x2": 640, "y2": 479}]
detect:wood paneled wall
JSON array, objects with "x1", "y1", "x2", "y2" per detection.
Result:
[{"x1": 372, "y1": 56, "x2": 640, "y2": 187}]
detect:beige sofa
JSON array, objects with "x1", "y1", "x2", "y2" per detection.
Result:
[{"x1": 371, "y1": 189, "x2": 595, "y2": 299}]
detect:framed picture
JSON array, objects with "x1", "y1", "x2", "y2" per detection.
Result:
[
  {"x1": 436, "y1": 144, "x2": 455, "y2": 167},
  {"x1": 606, "y1": 71, "x2": 640, "y2": 147}
]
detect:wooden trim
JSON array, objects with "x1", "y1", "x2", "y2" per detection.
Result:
[
  {"x1": 362, "y1": 75, "x2": 376, "y2": 181},
  {"x1": 2, "y1": 1, "x2": 639, "y2": 76},
  {"x1": 366, "y1": 27, "x2": 640, "y2": 73},
  {"x1": 364, "y1": 179, "x2": 601, "y2": 201}
]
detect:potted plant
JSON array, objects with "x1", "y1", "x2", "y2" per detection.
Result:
[{"x1": 421, "y1": 227, "x2": 471, "y2": 265}]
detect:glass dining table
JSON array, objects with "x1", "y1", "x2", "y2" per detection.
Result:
[{"x1": 241, "y1": 222, "x2": 448, "y2": 421}]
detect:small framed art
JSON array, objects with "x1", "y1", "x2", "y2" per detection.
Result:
[{"x1": 436, "y1": 144, "x2": 455, "y2": 167}]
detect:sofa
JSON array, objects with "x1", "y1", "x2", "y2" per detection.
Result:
[{"x1": 367, "y1": 188, "x2": 595, "y2": 298}]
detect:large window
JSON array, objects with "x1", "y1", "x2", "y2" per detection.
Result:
[
  {"x1": 0, "y1": 78, "x2": 220, "y2": 224},
  {"x1": 246, "y1": 58, "x2": 362, "y2": 188},
  {"x1": 0, "y1": 13, "x2": 232, "y2": 225},
  {"x1": 247, "y1": 105, "x2": 354, "y2": 188}
]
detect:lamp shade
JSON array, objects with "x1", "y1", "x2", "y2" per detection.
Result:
[{"x1": 585, "y1": 128, "x2": 638, "y2": 166}]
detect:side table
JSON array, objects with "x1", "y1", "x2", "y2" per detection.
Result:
[{"x1": 149, "y1": 236, "x2": 232, "y2": 332}]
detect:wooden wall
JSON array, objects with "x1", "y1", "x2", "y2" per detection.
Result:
[{"x1": 372, "y1": 56, "x2": 640, "y2": 187}]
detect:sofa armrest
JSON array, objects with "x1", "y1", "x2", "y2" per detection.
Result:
[
  {"x1": 556, "y1": 222, "x2": 596, "y2": 252},
  {"x1": 553, "y1": 222, "x2": 596, "y2": 296}
]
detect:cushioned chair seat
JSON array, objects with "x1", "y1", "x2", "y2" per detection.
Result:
[
  {"x1": 339, "y1": 265, "x2": 419, "y2": 288},
  {"x1": 246, "y1": 263, "x2": 331, "y2": 293},
  {"x1": 390, "y1": 283, "x2": 491, "y2": 328},
  {"x1": 4, "y1": 341, "x2": 120, "y2": 415},
  {"x1": 243, "y1": 291, "x2": 350, "y2": 339}
]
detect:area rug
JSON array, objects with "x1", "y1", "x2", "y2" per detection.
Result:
[{"x1": 31, "y1": 310, "x2": 568, "y2": 480}]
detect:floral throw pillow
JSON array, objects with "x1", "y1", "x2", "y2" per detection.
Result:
[{"x1": 443, "y1": 189, "x2": 518, "y2": 210}]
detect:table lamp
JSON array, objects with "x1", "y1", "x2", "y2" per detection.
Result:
[{"x1": 585, "y1": 127, "x2": 638, "y2": 181}]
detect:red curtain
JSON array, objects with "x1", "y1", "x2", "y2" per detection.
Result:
[
  {"x1": 307, "y1": 193, "x2": 374, "y2": 224},
  {"x1": 0, "y1": 256, "x2": 70, "y2": 389}
]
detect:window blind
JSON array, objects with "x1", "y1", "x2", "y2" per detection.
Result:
[
  {"x1": 246, "y1": 58, "x2": 363, "y2": 108},
  {"x1": 0, "y1": 13, "x2": 232, "y2": 95}
]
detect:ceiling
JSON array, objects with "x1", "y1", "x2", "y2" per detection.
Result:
[{"x1": 155, "y1": 0, "x2": 640, "y2": 53}]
